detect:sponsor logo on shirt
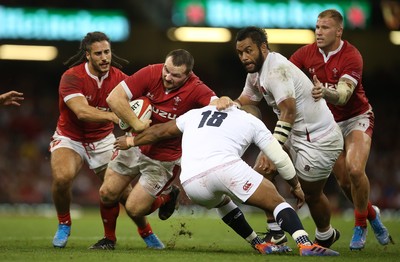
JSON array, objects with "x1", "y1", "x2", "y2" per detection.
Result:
[
  {"x1": 323, "y1": 82, "x2": 337, "y2": 90},
  {"x1": 153, "y1": 107, "x2": 178, "y2": 120}
]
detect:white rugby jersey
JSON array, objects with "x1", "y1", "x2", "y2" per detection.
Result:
[
  {"x1": 175, "y1": 105, "x2": 275, "y2": 183},
  {"x1": 242, "y1": 52, "x2": 336, "y2": 141}
]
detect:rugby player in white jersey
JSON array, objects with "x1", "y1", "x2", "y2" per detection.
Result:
[
  {"x1": 114, "y1": 103, "x2": 340, "y2": 256},
  {"x1": 216, "y1": 26, "x2": 344, "y2": 248}
]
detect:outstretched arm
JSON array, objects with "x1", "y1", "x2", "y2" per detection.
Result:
[
  {"x1": 114, "y1": 120, "x2": 182, "y2": 150},
  {"x1": 67, "y1": 96, "x2": 118, "y2": 124},
  {"x1": 312, "y1": 75, "x2": 355, "y2": 105},
  {"x1": 261, "y1": 138, "x2": 305, "y2": 208}
]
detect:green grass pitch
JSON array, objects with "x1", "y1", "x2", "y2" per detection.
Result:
[{"x1": 0, "y1": 206, "x2": 398, "y2": 261}]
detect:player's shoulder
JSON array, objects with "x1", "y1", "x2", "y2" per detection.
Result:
[
  {"x1": 63, "y1": 63, "x2": 85, "y2": 76},
  {"x1": 61, "y1": 64, "x2": 86, "y2": 83},
  {"x1": 109, "y1": 66, "x2": 128, "y2": 79},
  {"x1": 234, "y1": 108, "x2": 266, "y2": 133},
  {"x1": 269, "y1": 52, "x2": 293, "y2": 66},
  {"x1": 266, "y1": 52, "x2": 292, "y2": 72},
  {"x1": 134, "y1": 63, "x2": 163, "y2": 79},
  {"x1": 146, "y1": 63, "x2": 163, "y2": 73},
  {"x1": 109, "y1": 66, "x2": 124, "y2": 74},
  {"x1": 186, "y1": 72, "x2": 206, "y2": 87},
  {"x1": 342, "y1": 40, "x2": 362, "y2": 57},
  {"x1": 293, "y1": 43, "x2": 317, "y2": 55},
  {"x1": 184, "y1": 73, "x2": 215, "y2": 96}
]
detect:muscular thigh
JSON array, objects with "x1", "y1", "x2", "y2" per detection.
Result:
[
  {"x1": 108, "y1": 146, "x2": 141, "y2": 176},
  {"x1": 84, "y1": 133, "x2": 115, "y2": 170},
  {"x1": 246, "y1": 178, "x2": 285, "y2": 211},
  {"x1": 338, "y1": 111, "x2": 373, "y2": 171},
  {"x1": 51, "y1": 147, "x2": 83, "y2": 180},
  {"x1": 101, "y1": 167, "x2": 133, "y2": 198},
  {"x1": 344, "y1": 130, "x2": 371, "y2": 171},
  {"x1": 299, "y1": 176, "x2": 327, "y2": 197}
]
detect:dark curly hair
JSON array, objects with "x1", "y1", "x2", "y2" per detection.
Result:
[
  {"x1": 63, "y1": 31, "x2": 129, "y2": 69},
  {"x1": 235, "y1": 26, "x2": 270, "y2": 50}
]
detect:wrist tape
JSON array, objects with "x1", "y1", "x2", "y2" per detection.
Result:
[{"x1": 273, "y1": 120, "x2": 292, "y2": 145}]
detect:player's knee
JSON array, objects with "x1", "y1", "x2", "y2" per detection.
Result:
[
  {"x1": 125, "y1": 201, "x2": 144, "y2": 218},
  {"x1": 304, "y1": 191, "x2": 323, "y2": 205},
  {"x1": 99, "y1": 186, "x2": 118, "y2": 204},
  {"x1": 347, "y1": 165, "x2": 365, "y2": 182},
  {"x1": 52, "y1": 173, "x2": 73, "y2": 189}
]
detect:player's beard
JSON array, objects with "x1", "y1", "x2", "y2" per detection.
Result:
[
  {"x1": 243, "y1": 47, "x2": 264, "y2": 73},
  {"x1": 94, "y1": 61, "x2": 110, "y2": 76}
]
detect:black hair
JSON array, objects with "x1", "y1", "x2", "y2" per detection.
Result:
[
  {"x1": 63, "y1": 31, "x2": 129, "y2": 68},
  {"x1": 235, "y1": 26, "x2": 270, "y2": 50}
]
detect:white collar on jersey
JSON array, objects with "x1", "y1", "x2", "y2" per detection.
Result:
[
  {"x1": 318, "y1": 40, "x2": 344, "y2": 63},
  {"x1": 85, "y1": 62, "x2": 110, "y2": 88}
]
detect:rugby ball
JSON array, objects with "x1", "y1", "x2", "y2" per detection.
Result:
[{"x1": 118, "y1": 96, "x2": 152, "y2": 131}]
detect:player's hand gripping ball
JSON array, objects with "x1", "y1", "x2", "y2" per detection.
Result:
[{"x1": 119, "y1": 96, "x2": 152, "y2": 131}]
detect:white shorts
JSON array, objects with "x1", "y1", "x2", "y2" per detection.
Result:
[
  {"x1": 286, "y1": 124, "x2": 343, "y2": 182},
  {"x1": 49, "y1": 131, "x2": 115, "y2": 172},
  {"x1": 108, "y1": 147, "x2": 181, "y2": 197},
  {"x1": 337, "y1": 107, "x2": 374, "y2": 138},
  {"x1": 181, "y1": 159, "x2": 263, "y2": 209}
]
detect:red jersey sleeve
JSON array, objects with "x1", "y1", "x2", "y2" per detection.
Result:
[
  {"x1": 289, "y1": 45, "x2": 308, "y2": 70},
  {"x1": 59, "y1": 68, "x2": 84, "y2": 99},
  {"x1": 340, "y1": 46, "x2": 363, "y2": 85},
  {"x1": 123, "y1": 65, "x2": 159, "y2": 98}
]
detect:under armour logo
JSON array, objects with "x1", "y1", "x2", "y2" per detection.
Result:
[{"x1": 146, "y1": 92, "x2": 154, "y2": 100}]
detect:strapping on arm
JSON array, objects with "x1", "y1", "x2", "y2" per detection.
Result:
[
  {"x1": 262, "y1": 138, "x2": 296, "y2": 181},
  {"x1": 323, "y1": 78, "x2": 355, "y2": 105},
  {"x1": 273, "y1": 120, "x2": 292, "y2": 145}
]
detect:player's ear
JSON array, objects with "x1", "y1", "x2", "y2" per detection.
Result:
[
  {"x1": 261, "y1": 42, "x2": 268, "y2": 55},
  {"x1": 336, "y1": 26, "x2": 343, "y2": 37}
]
